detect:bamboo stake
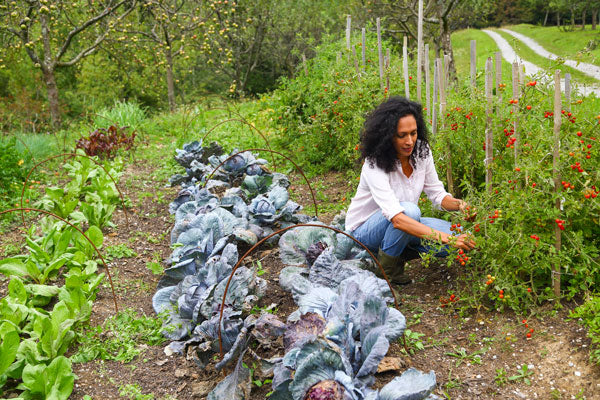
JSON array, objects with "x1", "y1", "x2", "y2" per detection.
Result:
[
  {"x1": 470, "y1": 40, "x2": 476, "y2": 91},
  {"x1": 417, "y1": 0, "x2": 424, "y2": 102},
  {"x1": 552, "y1": 70, "x2": 562, "y2": 298},
  {"x1": 512, "y1": 61, "x2": 519, "y2": 163},
  {"x1": 425, "y1": 43, "x2": 430, "y2": 120},
  {"x1": 432, "y1": 58, "x2": 439, "y2": 135},
  {"x1": 403, "y1": 36, "x2": 409, "y2": 98},
  {"x1": 443, "y1": 54, "x2": 450, "y2": 97},
  {"x1": 362, "y1": 27, "x2": 366, "y2": 69},
  {"x1": 377, "y1": 18, "x2": 384, "y2": 90},
  {"x1": 485, "y1": 57, "x2": 493, "y2": 193},
  {"x1": 301, "y1": 54, "x2": 308, "y2": 76},
  {"x1": 565, "y1": 73, "x2": 571, "y2": 111}
]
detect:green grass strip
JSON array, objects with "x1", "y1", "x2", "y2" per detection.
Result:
[{"x1": 491, "y1": 28, "x2": 597, "y2": 84}]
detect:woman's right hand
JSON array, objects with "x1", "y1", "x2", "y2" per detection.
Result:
[{"x1": 442, "y1": 232, "x2": 476, "y2": 252}]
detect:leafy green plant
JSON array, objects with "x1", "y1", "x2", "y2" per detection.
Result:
[
  {"x1": 104, "y1": 243, "x2": 137, "y2": 262},
  {"x1": 0, "y1": 137, "x2": 32, "y2": 201},
  {"x1": 571, "y1": 296, "x2": 600, "y2": 364},
  {"x1": 73, "y1": 309, "x2": 165, "y2": 363},
  {"x1": 508, "y1": 364, "x2": 534, "y2": 385},
  {"x1": 400, "y1": 329, "x2": 425, "y2": 355},
  {"x1": 445, "y1": 346, "x2": 487, "y2": 367},
  {"x1": 18, "y1": 356, "x2": 75, "y2": 400},
  {"x1": 494, "y1": 367, "x2": 508, "y2": 387},
  {"x1": 118, "y1": 383, "x2": 154, "y2": 400}
]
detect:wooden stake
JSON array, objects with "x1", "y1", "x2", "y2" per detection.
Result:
[
  {"x1": 425, "y1": 43, "x2": 430, "y2": 120},
  {"x1": 439, "y1": 54, "x2": 446, "y2": 117},
  {"x1": 552, "y1": 70, "x2": 562, "y2": 298},
  {"x1": 512, "y1": 61, "x2": 519, "y2": 163},
  {"x1": 403, "y1": 36, "x2": 409, "y2": 98},
  {"x1": 346, "y1": 15, "x2": 351, "y2": 50},
  {"x1": 302, "y1": 54, "x2": 308, "y2": 76},
  {"x1": 565, "y1": 73, "x2": 571, "y2": 111},
  {"x1": 362, "y1": 27, "x2": 366, "y2": 69},
  {"x1": 470, "y1": 40, "x2": 476, "y2": 91},
  {"x1": 377, "y1": 18, "x2": 384, "y2": 90},
  {"x1": 386, "y1": 48, "x2": 390, "y2": 91},
  {"x1": 432, "y1": 58, "x2": 439, "y2": 135},
  {"x1": 417, "y1": 0, "x2": 424, "y2": 102},
  {"x1": 352, "y1": 46, "x2": 361, "y2": 82},
  {"x1": 485, "y1": 57, "x2": 493, "y2": 193}
]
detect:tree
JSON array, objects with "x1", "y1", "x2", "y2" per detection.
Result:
[{"x1": 0, "y1": 0, "x2": 137, "y2": 128}]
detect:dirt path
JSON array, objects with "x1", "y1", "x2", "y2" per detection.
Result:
[
  {"x1": 500, "y1": 28, "x2": 600, "y2": 81},
  {"x1": 481, "y1": 29, "x2": 600, "y2": 97}
]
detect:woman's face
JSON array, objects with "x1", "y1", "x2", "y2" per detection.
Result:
[{"x1": 393, "y1": 114, "x2": 418, "y2": 160}]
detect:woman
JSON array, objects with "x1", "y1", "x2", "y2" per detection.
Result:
[{"x1": 346, "y1": 96, "x2": 475, "y2": 284}]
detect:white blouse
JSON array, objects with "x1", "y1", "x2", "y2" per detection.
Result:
[{"x1": 345, "y1": 152, "x2": 451, "y2": 232}]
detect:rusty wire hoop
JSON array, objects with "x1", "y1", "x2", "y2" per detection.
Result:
[
  {"x1": 217, "y1": 223, "x2": 398, "y2": 358},
  {"x1": 201, "y1": 119, "x2": 276, "y2": 169},
  {"x1": 0, "y1": 207, "x2": 119, "y2": 312},
  {"x1": 20, "y1": 153, "x2": 130, "y2": 230},
  {"x1": 202, "y1": 148, "x2": 319, "y2": 220}
]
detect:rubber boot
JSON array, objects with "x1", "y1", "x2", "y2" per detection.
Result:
[{"x1": 376, "y1": 248, "x2": 415, "y2": 285}]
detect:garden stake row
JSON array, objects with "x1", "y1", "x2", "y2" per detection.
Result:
[
  {"x1": 0, "y1": 207, "x2": 119, "y2": 312},
  {"x1": 217, "y1": 223, "x2": 399, "y2": 359},
  {"x1": 202, "y1": 148, "x2": 319, "y2": 220},
  {"x1": 202, "y1": 118, "x2": 277, "y2": 169},
  {"x1": 20, "y1": 152, "x2": 130, "y2": 230}
]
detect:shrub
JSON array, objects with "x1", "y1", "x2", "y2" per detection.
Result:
[{"x1": 0, "y1": 137, "x2": 32, "y2": 201}]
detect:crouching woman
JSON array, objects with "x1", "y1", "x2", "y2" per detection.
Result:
[{"x1": 346, "y1": 96, "x2": 475, "y2": 284}]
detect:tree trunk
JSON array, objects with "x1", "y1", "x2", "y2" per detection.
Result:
[
  {"x1": 42, "y1": 66, "x2": 61, "y2": 129},
  {"x1": 543, "y1": 10, "x2": 549, "y2": 26},
  {"x1": 439, "y1": 16, "x2": 457, "y2": 84},
  {"x1": 593, "y1": 10, "x2": 597, "y2": 30},
  {"x1": 582, "y1": 10, "x2": 586, "y2": 30},
  {"x1": 557, "y1": 12, "x2": 560, "y2": 27},
  {"x1": 571, "y1": 8, "x2": 575, "y2": 30},
  {"x1": 164, "y1": 48, "x2": 176, "y2": 112}
]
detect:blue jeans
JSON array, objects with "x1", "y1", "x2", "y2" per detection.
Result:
[{"x1": 352, "y1": 202, "x2": 452, "y2": 257}]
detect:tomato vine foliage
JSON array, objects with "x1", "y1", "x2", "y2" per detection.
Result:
[{"x1": 76, "y1": 125, "x2": 136, "y2": 159}]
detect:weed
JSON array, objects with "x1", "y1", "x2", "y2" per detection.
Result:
[
  {"x1": 445, "y1": 346, "x2": 487, "y2": 367},
  {"x1": 146, "y1": 261, "x2": 164, "y2": 275},
  {"x1": 73, "y1": 308, "x2": 165, "y2": 363},
  {"x1": 494, "y1": 367, "x2": 508, "y2": 387},
  {"x1": 508, "y1": 364, "x2": 534, "y2": 385},
  {"x1": 105, "y1": 243, "x2": 138, "y2": 261},
  {"x1": 401, "y1": 329, "x2": 425, "y2": 355},
  {"x1": 118, "y1": 383, "x2": 154, "y2": 400}
]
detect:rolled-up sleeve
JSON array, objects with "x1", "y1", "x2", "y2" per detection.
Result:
[
  {"x1": 422, "y1": 154, "x2": 451, "y2": 209},
  {"x1": 363, "y1": 164, "x2": 405, "y2": 220}
]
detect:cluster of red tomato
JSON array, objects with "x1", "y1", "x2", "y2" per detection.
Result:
[
  {"x1": 449, "y1": 223, "x2": 462, "y2": 232},
  {"x1": 439, "y1": 293, "x2": 459, "y2": 308},
  {"x1": 485, "y1": 274, "x2": 496, "y2": 285},
  {"x1": 583, "y1": 187, "x2": 598, "y2": 199},
  {"x1": 543, "y1": 111, "x2": 554, "y2": 118},
  {"x1": 555, "y1": 219, "x2": 566, "y2": 231},
  {"x1": 570, "y1": 161, "x2": 584, "y2": 173},
  {"x1": 527, "y1": 81, "x2": 537, "y2": 86},
  {"x1": 561, "y1": 180, "x2": 575, "y2": 190},
  {"x1": 508, "y1": 98, "x2": 519, "y2": 105},
  {"x1": 455, "y1": 249, "x2": 469, "y2": 266},
  {"x1": 529, "y1": 234, "x2": 540, "y2": 241},
  {"x1": 522, "y1": 319, "x2": 534, "y2": 338},
  {"x1": 488, "y1": 209, "x2": 501, "y2": 223},
  {"x1": 561, "y1": 109, "x2": 577, "y2": 123}
]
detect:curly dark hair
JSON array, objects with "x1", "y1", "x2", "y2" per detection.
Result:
[{"x1": 360, "y1": 96, "x2": 430, "y2": 173}]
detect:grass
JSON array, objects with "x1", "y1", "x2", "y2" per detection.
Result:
[
  {"x1": 507, "y1": 23, "x2": 600, "y2": 67},
  {"x1": 491, "y1": 28, "x2": 597, "y2": 84},
  {"x1": 451, "y1": 28, "x2": 515, "y2": 87}
]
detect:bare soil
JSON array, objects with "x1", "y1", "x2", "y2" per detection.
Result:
[{"x1": 1, "y1": 159, "x2": 599, "y2": 400}]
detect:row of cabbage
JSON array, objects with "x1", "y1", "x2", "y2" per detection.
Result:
[
  {"x1": 155, "y1": 140, "x2": 441, "y2": 400},
  {"x1": 0, "y1": 155, "x2": 124, "y2": 399}
]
